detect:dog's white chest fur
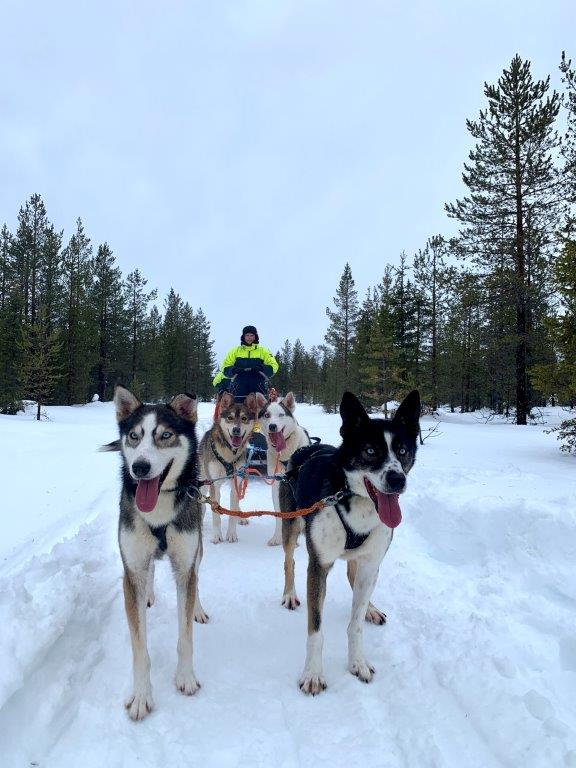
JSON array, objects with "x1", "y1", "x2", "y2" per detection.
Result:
[{"x1": 310, "y1": 496, "x2": 393, "y2": 566}]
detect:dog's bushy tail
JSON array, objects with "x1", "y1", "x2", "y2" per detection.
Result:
[{"x1": 99, "y1": 439, "x2": 120, "y2": 452}]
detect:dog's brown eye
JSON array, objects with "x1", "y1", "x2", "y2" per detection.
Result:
[
  {"x1": 264, "y1": 412, "x2": 270, "y2": 419},
  {"x1": 161, "y1": 431, "x2": 172, "y2": 440},
  {"x1": 241, "y1": 416, "x2": 247, "y2": 423},
  {"x1": 129, "y1": 431, "x2": 139, "y2": 440}
]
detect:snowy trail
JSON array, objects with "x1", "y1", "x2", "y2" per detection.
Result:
[{"x1": 0, "y1": 403, "x2": 575, "y2": 767}]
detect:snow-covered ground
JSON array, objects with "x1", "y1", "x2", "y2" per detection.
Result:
[{"x1": 0, "y1": 400, "x2": 574, "y2": 768}]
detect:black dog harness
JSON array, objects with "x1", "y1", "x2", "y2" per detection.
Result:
[
  {"x1": 334, "y1": 497, "x2": 371, "y2": 551},
  {"x1": 210, "y1": 437, "x2": 244, "y2": 477}
]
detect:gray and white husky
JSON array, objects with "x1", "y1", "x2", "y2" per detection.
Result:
[
  {"x1": 255, "y1": 391, "x2": 311, "y2": 547},
  {"x1": 110, "y1": 386, "x2": 206, "y2": 721},
  {"x1": 280, "y1": 390, "x2": 420, "y2": 694}
]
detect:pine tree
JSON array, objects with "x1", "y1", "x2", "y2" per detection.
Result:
[
  {"x1": 413, "y1": 236, "x2": 453, "y2": 409},
  {"x1": 274, "y1": 339, "x2": 293, "y2": 395},
  {"x1": 12, "y1": 194, "x2": 53, "y2": 326},
  {"x1": 140, "y1": 305, "x2": 164, "y2": 400},
  {"x1": 90, "y1": 243, "x2": 128, "y2": 400},
  {"x1": 60, "y1": 218, "x2": 93, "y2": 403},
  {"x1": 181, "y1": 307, "x2": 215, "y2": 400},
  {"x1": 560, "y1": 52, "x2": 576, "y2": 207},
  {"x1": 16, "y1": 308, "x2": 63, "y2": 420},
  {"x1": 125, "y1": 269, "x2": 158, "y2": 392},
  {"x1": 447, "y1": 55, "x2": 562, "y2": 424},
  {"x1": 324, "y1": 263, "x2": 359, "y2": 398},
  {"x1": 531, "y1": 239, "x2": 576, "y2": 403},
  {"x1": 160, "y1": 289, "x2": 187, "y2": 397},
  {"x1": 0, "y1": 224, "x2": 20, "y2": 410}
]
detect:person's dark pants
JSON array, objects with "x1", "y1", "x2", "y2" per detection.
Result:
[{"x1": 229, "y1": 372, "x2": 269, "y2": 403}]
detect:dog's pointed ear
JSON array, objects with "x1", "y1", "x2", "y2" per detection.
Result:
[
  {"x1": 244, "y1": 393, "x2": 258, "y2": 416},
  {"x1": 169, "y1": 393, "x2": 198, "y2": 423},
  {"x1": 282, "y1": 392, "x2": 295, "y2": 413},
  {"x1": 99, "y1": 439, "x2": 121, "y2": 452},
  {"x1": 339, "y1": 392, "x2": 369, "y2": 437},
  {"x1": 219, "y1": 392, "x2": 234, "y2": 411},
  {"x1": 392, "y1": 390, "x2": 421, "y2": 437},
  {"x1": 114, "y1": 386, "x2": 142, "y2": 422},
  {"x1": 254, "y1": 392, "x2": 267, "y2": 412}
]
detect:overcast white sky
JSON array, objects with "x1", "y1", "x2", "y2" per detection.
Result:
[{"x1": 1, "y1": 0, "x2": 574, "y2": 362}]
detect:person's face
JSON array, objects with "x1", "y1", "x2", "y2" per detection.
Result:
[{"x1": 244, "y1": 332, "x2": 256, "y2": 344}]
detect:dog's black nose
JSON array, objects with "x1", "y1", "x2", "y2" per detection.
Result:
[
  {"x1": 132, "y1": 460, "x2": 151, "y2": 478},
  {"x1": 268, "y1": 423, "x2": 277, "y2": 432},
  {"x1": 386, "y1": 470, "x2": 406, "y2": 492},
  {"x1": 232, "y1": 426, "x2": 241, "y2": 436}
]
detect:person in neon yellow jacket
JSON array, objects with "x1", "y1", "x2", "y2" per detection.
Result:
[{"x1": 213, "y1": 325, "x2": 279, "y2": 399}]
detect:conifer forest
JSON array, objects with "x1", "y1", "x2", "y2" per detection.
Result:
[{"x1": 1, "y1": 55, "x2": 575, "y2": 435}]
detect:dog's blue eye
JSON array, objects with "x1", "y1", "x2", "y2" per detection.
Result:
[
  {"x1": 161, "y1": 431, "x2": 172, "y2": 440},
  {"x1": 398, "y1": 447, "x2": 406, "y2": 455},
  {"x1": 129, "y1": 431, "x2": 139, "y2": 440},
  {"x1": 365, "y1": 447, "x2": 375, "y2": 455}
]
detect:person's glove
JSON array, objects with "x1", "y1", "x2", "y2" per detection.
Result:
[
  {"x1": 262, "y1": 364, "x2": 274, "y2": 378},
  {"x1": 234, "y1": 358, "x2": 257, "y2": 372},
  {"x1": 223, "y1": 365, "x2": 237, "y2": 377}
]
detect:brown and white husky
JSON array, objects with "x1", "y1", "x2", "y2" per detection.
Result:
[{"x1": 198, "y1": 392, "x2": 258, "y2": 544}]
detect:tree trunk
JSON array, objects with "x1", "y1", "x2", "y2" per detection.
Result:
[{"x1": 514, "y1": 113, "x2": 528, "y2": 425}]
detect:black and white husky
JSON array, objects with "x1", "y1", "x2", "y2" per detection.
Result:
[
  {"x1": 280, "y1": 390, "x2": 420, "y2": 695},
  {"x1": 255, "y1": 392, "x2": 311, "y2": 546},
  {"x1": 111, "y1": 386, "x2": 206, "y2": 721}
]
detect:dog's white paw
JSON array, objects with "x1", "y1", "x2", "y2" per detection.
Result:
[
  {"x1": 349, "y1": 658, "x2": 375, "y2": 683},
  {"x1": 299, "y1": 672, "x2": 327, "y2": 696},
  {"x1": 125, "y1": 687, "x2": 154, "y2": 721},
  {"x1": 365, "y1": 604, "x2": 386, "y2": 625},
  {"x1": 226, "y1": 530, "x2": 238, "y2": 543},
  {"x1": 238, "y1": 518, "x2": 249, "y2": 526},
  {"x1": 267, "y1": 535, "x2": 282, "y2": 546},
  {"x1": 281, "y1": 592, "x2": 300, "y2": 610},
  {"x1": 175, "y1": 667, "x2": 201, "y2": 696},
  {"x1": 211, "y1": 533, "x2": 223, "y2": 544},
  {"x1": 194, "y1": 605, "x2": 210, "y2": 624}
]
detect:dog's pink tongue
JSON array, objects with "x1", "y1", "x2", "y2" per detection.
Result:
[
  {"x1": 375, "y1": 490, "x2": 402, "y2": 528},
  {"x1": 269, "y1": 431, "x2": 286, "y2": 452},
  {"x1": 135, "y1": 476, "x2": 161, "y2": 513}
]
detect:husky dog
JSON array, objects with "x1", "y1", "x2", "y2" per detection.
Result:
[
  {"x1": 254, "y1": 392, "x2": 311, "y2": 547},
  {"x1": 280, "y1": 390, "x2": 420, "y2": 694},
  {"x1": 111, "y1": 386, "x2": 206, "y2": 721},
  {"x1": 198, "y1": 392, "x2": 258, "y2": 544}
]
